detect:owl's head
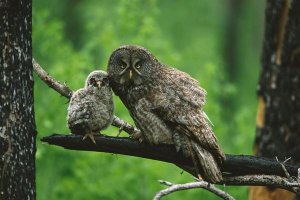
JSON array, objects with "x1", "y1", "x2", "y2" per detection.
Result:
[
  {"x1": 85, "y1": 70, "x2": 109, "y2": 88},
  {"x1": 107, "y1": 45, "x2": 159, "y2": 87}
]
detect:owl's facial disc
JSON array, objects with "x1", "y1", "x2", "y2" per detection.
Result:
[
  {"x1": 89, "y1": 76, "x2": 108, "y2": 88},
  {"x1": 88, "y1": 78, "x2": 101, "y2": 88},
  {"x1": 85, "y1": 71, "x2": 108, "y2": 88},
  {"x1": 118, "y1": 58, "x2": 144, "y2": 85}
]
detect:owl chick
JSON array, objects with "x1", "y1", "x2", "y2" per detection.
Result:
[
  {"x1": 67, "y1": 70, "x2": 114, "y2": 144},
  {"x1": 107, "y1": 45, "x2": 225, "y2": 183}
]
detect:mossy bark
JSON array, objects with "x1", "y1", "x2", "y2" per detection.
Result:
[{"x1": 0, "y1": 0, "x2": 36, "y2": 199}]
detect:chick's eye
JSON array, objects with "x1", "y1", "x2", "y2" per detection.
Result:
[{"x1": 89, "y1": 78, "x2": 95, "y2": 84}]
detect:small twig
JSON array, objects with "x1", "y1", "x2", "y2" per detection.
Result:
[
  {"x1": 283, "y1": 157, "x2": 292, "y2": 164},
  {"x1": 158, "y1": 180, "x2": 173, "y2": 187},
  {"x1": 32, "y1": 58, "x2": 139, "y2": 135},
  {"x1": 111, "y1": 116, "x2": 140, "y2": 136},
  {"x1": 154, "y1": 180, "x2": 235, "y2": 200},
  {"x1": 276, "y1": 156, "x2": 290, "y2": 178},
  {"x1": 276, "y1": 157, "x2": 300, "y2": 194}
]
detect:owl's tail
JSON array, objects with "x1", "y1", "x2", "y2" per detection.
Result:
[
  {"x1": 173, "y1": 131, "x2": 223, "y2": 183},
  {"x1": 190, "y1": 140, "x2": 223, "y2": 183}
]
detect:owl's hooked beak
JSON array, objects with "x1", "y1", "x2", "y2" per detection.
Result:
[{"x1": 129, "y1": 70, "x2": 133, "y2": 79}]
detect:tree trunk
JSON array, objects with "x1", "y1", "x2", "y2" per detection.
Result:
[
  {"x1": 250, "y1": 0, "x2": 300, "y2": 199},
  {"x1": 0, "y1": 0, "x2": 36, "y2": 199}
]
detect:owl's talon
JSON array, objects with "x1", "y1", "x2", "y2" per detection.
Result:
[
  {"x1": 131, "y1": 131, "x2": 144, "y2": 143},
  {"x1": 83, "y1": 133, "x2": 96, "y2": 144},
  {"x1": 197, "y1": 175, "x2": 203, "y2": 181}
]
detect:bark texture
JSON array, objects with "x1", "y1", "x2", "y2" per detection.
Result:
[
  {"x1": 0, "y1": 0, "x2": 36, "y2": 199},
  {"x1": 250, "y1": 0, "x2": 300, "y2": 199},
  {"x1": 41, "y1": 134, "x2": 300, "y2": 178}
]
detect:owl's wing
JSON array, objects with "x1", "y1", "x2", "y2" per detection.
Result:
[
  {"x1": 172, "y1": 112, "x2": 224, "y2": 162},
  {"x1": 155, "y1": 67, "x2": 224, "y2": 161},
  {"x1": 69, "y1": 88, "x2": 88, "y2": 104},
  {"x1": 161, "y1": 66, "x2": 207, "y2": 107},
  {"x1": 67, "y1": 89, "x2": 94, "y2": 127}
]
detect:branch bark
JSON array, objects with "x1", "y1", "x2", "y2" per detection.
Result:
[{"x1": 41, "y1": 134, "x2": 300, "y2": 193}]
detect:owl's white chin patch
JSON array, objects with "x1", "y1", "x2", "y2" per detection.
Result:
[
  {"x1": 132, "y1": 76, "x2": 143, "y2": 85},
  {"x1": 119, "y1": 73, "x2": 143, "y2": 86},
  {"x1": 119, "y1": 76, "x2": 126, "y2": 84}
]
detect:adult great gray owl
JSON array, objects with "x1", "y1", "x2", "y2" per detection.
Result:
[
  {"x1": 107, "y1": 45, "x2": 225, "y2": 183},
  {"x1": 67, "y1": 70, "x2": 114, "y2": 144}
]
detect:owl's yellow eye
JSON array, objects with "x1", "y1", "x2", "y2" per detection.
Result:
[
  {"x1": 120, "y1": 60, "x2": 127, "y2": 69},
  {"x1": 135, "y1": 65, "x2": 141, "y2": 69},
  {"x1": 120, "y1": 65, "x2": 126, "y2": 69}
]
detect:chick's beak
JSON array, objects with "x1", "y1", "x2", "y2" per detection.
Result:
[{"x1": 96, "y1": 80, "x2": 102, "y2": 87}]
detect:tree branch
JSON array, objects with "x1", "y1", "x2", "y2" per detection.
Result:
[
  {"x1": 33, "y1": 58, "x2": 73, "y2": 99},
  {"x1": 33, "y1": 58, "x2": 139, "y2": 135},
  {"x1": 41, "y1": 134, "x2": 300, "y2": 193},
  {"x1": 154, "y1": 180, "x2": 235, "y2": 200},
  {"x1": 224, "y1": 175, "x2": 300, "y2": 193}
]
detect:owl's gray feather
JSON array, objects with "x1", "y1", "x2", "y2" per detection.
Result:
[
  {"x1": 67, "y1": 70, "x2": 114, "y2": 137},
  {"x1": 133, "y1": 97, "x2": 173, "y2": 144},
  {"x1": 107, "y1": 45, "x2": 224, "y2": 183}
]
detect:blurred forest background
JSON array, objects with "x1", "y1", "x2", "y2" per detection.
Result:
[{"x1": 33, "y1": 0, "x2": 265, "y2": 199}]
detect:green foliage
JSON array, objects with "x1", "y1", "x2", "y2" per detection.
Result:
[{"x1": 33, "y1": 0, "x2": 265, "y2": 199}]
